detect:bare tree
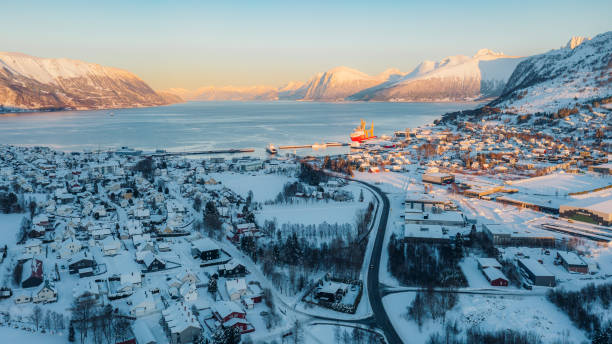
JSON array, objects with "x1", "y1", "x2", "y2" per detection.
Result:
[
  {"x1": 31, "y1": 305, "x2": 43, "y2": 331},
  {"x1": 72, "y1": 295, "x2": 96, "y2": 343},
  {"x1": 43, "y1": 310, "x2": 52, "y2": 331}
]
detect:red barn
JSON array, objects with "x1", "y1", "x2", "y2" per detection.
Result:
[
  {"x1": 22, "y1": 259, "x2": 44, "y2": 288},
  {"x1": 482, "y1": 267, "x2": 509, "y2": 287}
]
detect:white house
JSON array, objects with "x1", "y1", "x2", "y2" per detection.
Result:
[
  {"x1": 130, "y1": 290, "x2": 156, "y2": 317},
  {"x1": 14, "y1": 293, "x2": 32, "y2": 304},
  {"x1": 59, "y1": 237, "x2": 82, "y2": 258},
  {"x1": 33, "y1": 281, "x2": 57, "y2": 303},
  {"x1": 226, "y1": 278, "x2": 247, "y2": 301},
  {"x1": 101, "y1": 238, "x2": 121, "y2": 256},
  {"x1": 179, "y1": 283, "x2": 198, "y2": 303},
  {"x1": 24, "y1": 241, "x2": 42, "y2": 255}
]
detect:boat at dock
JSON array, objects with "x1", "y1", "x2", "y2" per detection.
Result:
[{"x1": 350, "y1": 119, "x2": 376, "y2": 142}]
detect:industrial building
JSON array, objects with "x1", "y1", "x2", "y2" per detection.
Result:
[
  {"x1": 518, "y1": 258, "x2": 556, "y2": 287},
  {"x1": 483, "y1": 223, "x2": 556, "y2": 247},
  {"x1": 556, "y1": 251, "x2": 589, "y2": 274}
]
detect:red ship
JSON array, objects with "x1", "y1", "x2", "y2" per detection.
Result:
[{"x1": 350, "y1": 119, "x2": 376, "y2": 142}]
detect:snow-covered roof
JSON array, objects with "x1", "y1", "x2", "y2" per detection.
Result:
[
  {"x1": 482, "y1": 266, "x2": 508, "y2": 282},
  {"x1": 226, "y1": 278, "x2": 247, "y2": 296},
  {"x1": 477, "y1": 257, "x2": 502, "y2": 269},
  {"x1": 557, "y1": 251, "x2": 586, "y2": 266},
  {"x1": 213, "y1": 300, "x2": 244, "y2": 318},
  {"x1": 191, "y1": 238, "x2": 219, "y2": 252},
  {"x1": 519, "y1": 258, "x2": 554, "y2": 277},
  {"x1": 132, "y1": 320, "x2": 156, "y2": 344}
]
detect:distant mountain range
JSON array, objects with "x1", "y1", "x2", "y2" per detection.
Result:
[
  {"x1": 165, "y1": 49, "x2": 524, "y2": 102},
  {"x1": 490, "y1": 32, "x2": 612, "y2": 113},
  {"x1": 2, "y1": 31, "x2": 610, "y2": 113},
  {"x1": 0, "y1": 52, "x2": 181, "y2": 112}
]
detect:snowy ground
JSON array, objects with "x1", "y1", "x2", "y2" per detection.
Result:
[
  {"x1": 259, "y1": 201, "x2": 366, "y2": 227},
  {"x1": 0, "y1": 213, "x2": 27, "y2": 246},
  {"x1": 209, "y1": 172, "x2": 294, "y2": 202},
  {"x1": 383, "y1": 292, "x2": 588, "y2": 344},
  {"x1": 508, "y1": 172, "x2": 612, "y2": 196},
  {"x1": 0, "y1": 326, "x2": 66, "y2": 344},
  {"x1": 304, "y1": 323, "x2": 381, "y2": 344}
]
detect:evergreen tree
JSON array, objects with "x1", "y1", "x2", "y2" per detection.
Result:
[
  {"x1": 208, "y1": 275, "x2": 218, "y2": 294},
  {"x1": 204, "y1": 201, "x2": 222, "y2": 230},
  {"x1": 68, "y1": 323, "x2": 75, "y2": 342}
]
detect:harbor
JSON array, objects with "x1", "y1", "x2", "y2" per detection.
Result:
[{"x1": 278, "y1": 142, "x2": 349, "y2": 150}]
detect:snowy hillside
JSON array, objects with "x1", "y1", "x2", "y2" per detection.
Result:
[
  {"x1": 491, "y1": 32, "x2": 612, "y2": 113},
  {"x1": 350, "y1": 49, "x2": 524, "y2": 101},
  {"x1": 299, "y1": 66, "x2": 387, "y2": 101},
  {"x1": 0, "y1": 52, "x2": 179, "y2": 112}
]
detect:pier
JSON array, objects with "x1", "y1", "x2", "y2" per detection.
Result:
[
  {"x1": 278, "y1": 142, "x2": 349, "y2": 150},
  {"x1": 149, "y1": 148, "x2": 255, "y2": 157}
]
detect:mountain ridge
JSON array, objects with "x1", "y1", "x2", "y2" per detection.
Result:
[
  {"x1": 0, "y1": 52, "x2": 182, "y2": 112},
  {"x1": 164, "y1": 49, "x2": 524, "y2": 102}
]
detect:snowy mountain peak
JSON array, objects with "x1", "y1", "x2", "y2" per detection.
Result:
[
  {"x1": 473, "y1": 48, "x2": 504, "y2": 58},
  {"x1": 492, "y1": 31, "x2": 612, "y2": 113},
  {"x1": 0, "y1": 52, "x2": 179, "y2": 111},
  {"x1": 565, "y1": 36, "x2": 590, "y2": 50},
  {"x1": 350, "y1": 49, "x2": 524, "y2": 101}
]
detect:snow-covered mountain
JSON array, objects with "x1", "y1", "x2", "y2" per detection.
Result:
[
  {"x1": 490, "y1": 32, "x2": 612, "y2": 113},
  {"x1": 0, "y1": 52, "x2": 180, "y2": 112},
  {"x1": 350, "y1": 49, "x2": 524, "y2": 101},
  {"x1": 163, "y1": 50, "x2": 526, "y2": 103},
  {"x1": 167, "y1": 85, "x2": 278, "y2": 101},
  {"x1": 298, "y1": 66, "x2": 391, "y2": 101}
]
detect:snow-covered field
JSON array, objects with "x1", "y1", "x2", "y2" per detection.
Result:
[
  {"x1": 210, "y1": 172, "x2": 294, "y2": 202},
  {"x1": 508, "y1": 172, "x2": 611, "y2": 196},
  {"x1": 0, "y1": 326, "x2": 65, "y2": 344},
  {"x1": 0, "y1": 213, "x2": 27, "y2": 246},
  {"x1": 383, "y1": 292, "x2": 588, "y2": 343},
  {"x1": 259, "y1": 201, "x2": 365, "y2": 227}
]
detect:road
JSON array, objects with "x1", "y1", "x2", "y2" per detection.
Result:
[{"x1": 354, "y1": 180, "x2": 403, "y2": 344}]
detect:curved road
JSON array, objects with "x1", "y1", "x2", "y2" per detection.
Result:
[{"x1": 355, "y1": 180, "x2": 403, "y2": 344}]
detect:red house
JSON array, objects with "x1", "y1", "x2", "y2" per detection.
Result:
[
  {"x1": 482, "y1": 267, "x2": 509, "y2": 287},
  {"x1": 22, "y1": 259, "x2": 44, "y2": 288},
  {"x1": 227, "y1": 223, "x2": 258, "y2": 242},
  {"x1": 213, "y1": 301, "x2": 254, "y2": 334}
]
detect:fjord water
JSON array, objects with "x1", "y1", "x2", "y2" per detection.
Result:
[{"x1": 0, "y1": 101, "x2": 477, "y2": 157}]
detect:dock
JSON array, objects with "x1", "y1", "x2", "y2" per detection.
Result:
[
  {"x1": 150, "y1": 148, "x2": 254, "y2": 157},
  {"x1": 278, "y1": 142, "x2": 349, "y2": 150}
]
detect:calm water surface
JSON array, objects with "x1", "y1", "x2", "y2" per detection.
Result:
[{"x1": 0, "y1": 101, "x2": 477, "y2": 157}]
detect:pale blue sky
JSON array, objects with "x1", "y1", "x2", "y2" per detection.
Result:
[{"x1": 2, "y1": 0, "x2": 610, "y2": 89}]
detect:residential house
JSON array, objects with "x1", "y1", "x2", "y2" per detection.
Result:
[
  {"x1": 212, "y1": 301, "x2": 253, "y2": 334},
  {"x1": 226, "y1": 278, "x2": 247, "y2": 301},
  {"x1": 142, "y1": 252, "x2": 166, "y2": 272},
  {"x1": 68, "y1": 251, "x2": 97, "y2": 274},
  {"x1": 218, "y1": 259, "x2": 247, "y2": 277},
  {"x1": 21, "y1": 259, "x2": 44, "y2": 288},
  {"x1": 162, "y1": 302, "x2": 202, "y2": 344},
  {"x1": 130, "y1": 290, "x2": 156, "y2": 317},
  {"x1": 191, "y1": 238, "x2": 220, "y2": 261},
  {"x1": 33, "y1": 281, "x2": 57, "y2": 303},
  {"x1": 23, "y1": 241, "x2": 42, "y2": 255}
]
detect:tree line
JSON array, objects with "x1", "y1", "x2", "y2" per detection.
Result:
[
  {"x1": 387, "y1": 234, "x2": 467, "y2": 288},
  {"x1": 547, "y1": 283, "x2": 612, "y2": 340}
]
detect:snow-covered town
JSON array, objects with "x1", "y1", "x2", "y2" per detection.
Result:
[
  {"x1": 0, "y1": 86, "x2": 611, "y2": 344},
  {"x1": 1, "y1": 2, "x2": 612, "y2": 343}
]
